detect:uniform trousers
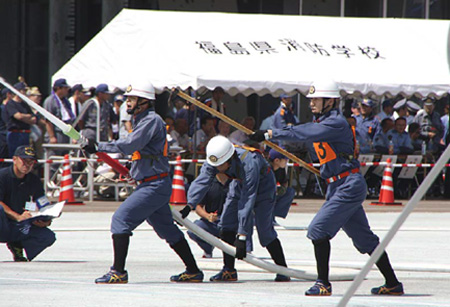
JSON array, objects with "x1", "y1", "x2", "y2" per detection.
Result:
[
  {"x1": 307, "y1": 172, "x2": 379, "y2": 254},
  {"x1": 111, "y1": 176, "x2": 184, "y2": 246}
]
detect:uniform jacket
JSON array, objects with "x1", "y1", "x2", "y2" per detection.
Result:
[
  {"x1": 98, "y1": 108, "x2": 169, "y2": 181},
  {"x1": 355, "y1": 113, "x2": 380, "y2": 153},
  {"x1": 272, "y1": 102, "x2": 298, "y2": 129},
  {"x1": 272, "y1": 109, "x2": 359, "y2": 179}
]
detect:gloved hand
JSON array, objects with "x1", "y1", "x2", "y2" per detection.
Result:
[
  {"x1": 248, "y1": 130, "x2": 268, "y2": 142},
  {"x1": 234, "y1": 235, "x2": 247, "y2": 260},
  {"x1": 81, "y1": 138, "x2": 98, "y2": 154},
  {"x1": 180, "y1": 205, "x2": 192, "y2": 219}
]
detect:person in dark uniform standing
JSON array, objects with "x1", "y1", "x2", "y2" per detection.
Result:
[
  {"x1": 181, "y1": 135, "x2": 290, "y2": 282},
  {"x1": 250, "y1": 80, "x2": 403, "y2": 296},
  {"x1": 81, "y1": 80, "x2": 203, "y2": 284},
  {"x1": 187, "y1": 173, "x2": 228, "y2": 258},
  {"x1": 5, "y1": 82, "x2": 37, "y2": 157},
  {"x1": 0, "y1": 145, "x2": 55, "y2": 261}
]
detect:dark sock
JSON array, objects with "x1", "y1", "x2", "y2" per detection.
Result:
[
  {"x1": 112, "y1": 234, "x2": 130, "y2": 273},
  {"x1": 266, "y1": 238, "x2": 287, "y2": 267},
  {"x1": 171, "y1": 238, "x2": 199, "y2": 273},
  {"x1": 313, "y1": 239, "x2": 330, "y2": 285},
  {"x1": 373, "y1": 251, "x2": 400, "y2": 287},
  {"x1": 220, "y1": 231, "x2": 236, "y2": 270}
]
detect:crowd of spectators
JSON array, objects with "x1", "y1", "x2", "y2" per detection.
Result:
[{"x1": 1, "y1": 78, "x2": 449, "y2": 199}]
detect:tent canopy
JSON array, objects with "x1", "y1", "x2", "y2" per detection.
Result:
[{"x1": 53, "y1": 9, "x2": 450, "y2": 98}]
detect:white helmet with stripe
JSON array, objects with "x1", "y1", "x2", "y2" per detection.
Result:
[
  {"x1": 124, "y1": 80, "x2": 156, "y2": 100},
  {"x1": 206, "y1": 135, "x2": 235, "y2": 167},
  {"x1": 307, "y1": 80, "x2": 340, "y2": 98}
]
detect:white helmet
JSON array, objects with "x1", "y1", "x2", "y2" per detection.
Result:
[
  {"x1": 307, "y1": 80, "x2": 340, "y2": 98},
  {"x1": 124, "y1": 80, "x2": 156, "y2": 100},
  {"x1": 206, "y1": 135, "x2": 235, "y2": 167}
]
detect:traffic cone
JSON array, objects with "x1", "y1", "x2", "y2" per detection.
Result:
[
  {"x1": 170, "y1": 155, "x2": 187, "y2": 205},
  {"x1": 370, "y1": 158, "x2": 402, "y2": 206},
  {"x1": 59, "y1": 154, "x2": 84, "y2": 205}
]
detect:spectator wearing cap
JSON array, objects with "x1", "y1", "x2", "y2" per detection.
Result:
[
  {"x1": 0, "y1": 145, "x2": 56, "y2": 262},
  {"x1": 5, "y1": 82, "x2": 37, "y2": 157},
  {"x1": 393, "y1": 99, "x2": 412, "y2": 127},
  {"x1": 355, "y1": 98, "x2": 380, "y2": 153},
  {"x1": 272, "y1": 94, "x2": 298, "y2": 129},
  {"x1": 413, "y1": 97, "x2": 444, "y2": 152},
  {"x1": 376, "y1": 99, "x2": 394, "y2": 122},
  {"x1": 79, "y1": 83, "x2": 117, "y2": 142},
  {"x1": 43, "y1": 78, "x2": 73, "y2": 146}
]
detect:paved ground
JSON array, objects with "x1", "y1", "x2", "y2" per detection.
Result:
[{"x1": 1, "y1": 200, "x2": 450, "y2": 307}]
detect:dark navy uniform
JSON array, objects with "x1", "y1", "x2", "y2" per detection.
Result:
[
  {"x1": 188, "y1": 147, "x2": 277, "y2": 245},
  {"x1": 355, "y1": 114, "x2": 380, "y2": 153},
  {"x1": 272, "y1": 109, "x2": 379, "y2": 253},
  {"x1": 272, "y1": 102, "x2": 298, "y2": 129},
  {"x1": 5, "y1": 99, "x2": 34, "y2": 156},
  {"x1": 98, "y1": 108, "x2": 182, "y2": 243},
  {"x1": 187, "y1": 176, "x2": 227, "y2": 256},
  {"x1": 0, "y1": 166, "x2": 55, "y2": 260}
]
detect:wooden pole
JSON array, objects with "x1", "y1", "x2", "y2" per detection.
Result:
[{"x1": 175, "y1": 89, "x2": 320, "y2": 176}]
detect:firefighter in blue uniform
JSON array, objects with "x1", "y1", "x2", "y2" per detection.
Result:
[
  {"x1": 180, "y1": 135, "x2": 290, "y2": 282},
  {"x1": 250, "y1": 80, "x2": 403, "y2": 296},
  {"x1": 355, "y1": 98, "x2": 380, "y2": 154},
  {"x1": 272, "y1": 94, "x2": 298, "y2": 129},
  {"x1": 82, "y1": 80, "x2": 203, "y2": 284}
]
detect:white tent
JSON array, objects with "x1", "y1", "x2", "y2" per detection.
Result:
[{"x1": 53, "y1": 9, "x2": 450, "y2": 98}]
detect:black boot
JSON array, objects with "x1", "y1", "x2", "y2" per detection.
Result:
[
  {"x1": 266, "y1": 238, "x2": 290, "y2": 282},
  {"x1": 170, "y1": 238, "x2": 200, "y2": 273},
  {"x1": 220, "y1": 230, "x2": 237, "y2": 270},
  {"x1": 112, "y1": 233, "x2": 130, "y2": 273}
]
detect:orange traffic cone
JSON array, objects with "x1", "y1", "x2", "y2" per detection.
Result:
[
  {"x1": 59, "y1": 154, "x2": 84, "y2": 205},
  {"x1": 370, "y1": 158, "x2": 402, "y2": 206},
  {"x1": 170, "y1": 155, "x2": 187, "y2": 205}
]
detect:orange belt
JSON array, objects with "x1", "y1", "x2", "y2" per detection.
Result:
[
  {"x1": 137, "y1": 172, "x2": 169, "y2": 185},
  {"x1": 9, "y1": 129, "x2": 31, "y2": 133},
  {"x1": 326, "y1": 168, "x2": 359, "y2": 184}
]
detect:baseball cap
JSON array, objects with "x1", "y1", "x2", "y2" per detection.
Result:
[
  {"x1": 96, "y1": 83, "x2": 113, "y2": 94},
  {"x1": 13, "y1": 82, "x2": 27, "y2": 91},
  {"x1": 71, "y1": 84, "x2": 83, "y2": 92},
  {"x1": 269, "y1": 149, "x2": 288, "y2": 161},
  {"x1": 360, "y1": 98, "x2": 375, "y2": 108},
  {"x1": 1, "y1": 87, "x2": 11, "y2": 97},
  {"x1": 351, "y1": 101, "x2": 359, "y2": 108},
  {"x1": 53, "y1": 78, "x2": 70, "y2": 88},
  {"x1": 14, "y1": 145, "x2": 37, "y2": 161}
]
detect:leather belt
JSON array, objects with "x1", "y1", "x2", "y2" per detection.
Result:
[
  {"x1": 137, "y1": 172, "x2": 169, "y2": 185},
  {"x1": 326, "y1": 168, "x2": 359, "y2": 184},
  {"x1": 9, "y1": 129, "x2": 31, "y2": 133}
]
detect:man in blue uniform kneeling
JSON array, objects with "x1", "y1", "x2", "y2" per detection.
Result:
[
  {"x1": 180, "y1": 135, "x2": 290, "y2": 282},
  {"x1": 82, "y1": 80, "x2": 203, "y2": 284},
  {"x1": 250, "y1": 80, "x2": 404, "y2": 296}
]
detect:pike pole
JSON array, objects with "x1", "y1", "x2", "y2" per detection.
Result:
[
  {"x1": 0, "y1": 77, "x2": 129, "y2": 177},
  {"x1": 174, "y1": 89, "x2": 320, "y2": 176}
]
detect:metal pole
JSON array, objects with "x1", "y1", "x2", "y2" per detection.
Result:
[
  {"x1": 340, "y1": 0, "x2": 345, "y2": 16},
  {"x1": 338, "y1": 144, "x2": 450, "y2": 307},
  {"x1": 383, "y1": 0, "x2": 388, "y2": 17},
  {"x1": 425, "y1": 0, "x2": 430, "y2": 19}
]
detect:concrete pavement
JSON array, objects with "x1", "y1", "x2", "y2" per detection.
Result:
[{"x1": 1, "y1": 203, "x2": 449, "y2": 306}]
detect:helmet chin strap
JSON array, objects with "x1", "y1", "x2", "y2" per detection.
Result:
[
  {"x1": 126, "y1": 98, "x2": 150, "y2": 115},
  {"x1": 315, "y1": 98, "x2": 335, "y2": 116}
]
